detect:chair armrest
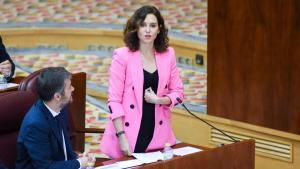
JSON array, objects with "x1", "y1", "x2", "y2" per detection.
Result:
[{"x1": 77, "y1": 127, "x2": 105, "y2": 133}]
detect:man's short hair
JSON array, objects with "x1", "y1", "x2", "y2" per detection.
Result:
[{"x1": 37, "y1": 67, "x2": 71, "y2": 101}]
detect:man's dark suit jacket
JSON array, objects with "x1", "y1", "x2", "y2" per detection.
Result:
[
  {"x1": 0, "y1": 36, "x2": 15, "y2": 81},
  {"x1": 15, "y1": 100, "x2": 80, "y2": 169}
]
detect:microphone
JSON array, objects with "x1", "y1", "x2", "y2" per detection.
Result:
[{"x1": 176, "y1": 97, "x2": 239, "y2": 143}]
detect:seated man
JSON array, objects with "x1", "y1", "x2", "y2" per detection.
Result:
[
  {"x1": 0, "y1": 36, "x2": 15, "y2": 81},
  {"x1": 16, "y1": 67, "x2": 93, "y2": 169},
  {"x1": 0, "y1": 161, "x2": 7, "y2": 169}
]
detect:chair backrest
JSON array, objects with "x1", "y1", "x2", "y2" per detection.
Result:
[
  {"x1": 18, "y1": 68, "x2": 44, "y2": 99},
  {"x1": 67, "y1": 72, "x2": 86, "y2": 152},
  {"x1": 0, "y1": 91, "x2": 36, "y2": 169},
  {"x1": 18, "y1": 69, "x2": 87, "y2": 152}
]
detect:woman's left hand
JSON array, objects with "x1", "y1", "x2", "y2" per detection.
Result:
[{"x1": 144, "y1": 87, "x2": 159, "y2": 104}]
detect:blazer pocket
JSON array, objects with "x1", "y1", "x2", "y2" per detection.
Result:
[{"x1": 162, "y1": 106, "x2": 171, "y2": 119}]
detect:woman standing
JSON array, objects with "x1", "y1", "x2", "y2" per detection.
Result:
[{"x1": 100, "y1": 5, "x2": 184, "y2": 159}]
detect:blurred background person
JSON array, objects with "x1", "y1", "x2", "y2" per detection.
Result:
[{"x1": 0, "y1": 36, "x2": 15, "y2": 81}]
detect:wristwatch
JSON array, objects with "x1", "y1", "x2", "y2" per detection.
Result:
[{"x1": 116, "y1": 130, "x2": 125, "y2": 137}]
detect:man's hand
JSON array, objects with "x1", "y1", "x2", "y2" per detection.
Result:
[
  {"x1": 118, "y1": 134, "x2": 132, "y2": 156},
  {"x1": 0, "y1": 60, "x2": 12, "y2": 77},
  {"x1": 78, "y1": 155, "x2": 89, "y2": 169},
  {"x1": 78, "y1": 152, "x2": 96, "y2": 168}
]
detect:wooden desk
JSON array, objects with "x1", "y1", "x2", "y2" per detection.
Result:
[
  {"x1": 95, "y1": 140, "x2": 255, "y2": 169},
  {"x1": 0, "y1": 84, "x2": 19, "y2": 93},
  {"x1": 95, "y1": 143, "x2": 208, "y2": 167},
  {"x1": 0, "y1": 76, "x2": 24, "y2": 93}
]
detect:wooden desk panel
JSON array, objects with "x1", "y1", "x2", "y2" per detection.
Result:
[{"x1": 96, "y1": 140, "x2": 254, "y2": 169}]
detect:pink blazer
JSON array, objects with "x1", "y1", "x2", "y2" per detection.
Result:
[{"x1": 100, "y1": 47, "x2": 184, "y2": 158}]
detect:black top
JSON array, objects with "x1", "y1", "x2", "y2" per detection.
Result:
[{"x1": 134, "y1": 69, "x2": 159, "y2": 153}]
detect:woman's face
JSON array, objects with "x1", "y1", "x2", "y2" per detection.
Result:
[{"x1": 137, "y1": 13, "x2": 160, "y2": 45}]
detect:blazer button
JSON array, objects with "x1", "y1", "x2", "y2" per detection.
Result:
[
  {"x1": 130, "y1": 104, "x2": 135, "y2": 109},
  {"x1": 165, "y1": 84, "x2": 168, "y2": 89},
  {"x1": 132, "y1": 86, "x2": 134, "y2": 90},
  {"x1": 159, "y1": 120, "x2": 163, "y2": 125},
  {"x1": 125, "y1": 122, "x2": 130, "y2": 127},
  {"x1": 108, "y1": 106, "x2": 113, "y2": 114}
]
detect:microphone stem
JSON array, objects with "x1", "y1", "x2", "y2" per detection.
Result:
[{"x1": 181, "y1": 103, "x2": 239, "y2": 143}]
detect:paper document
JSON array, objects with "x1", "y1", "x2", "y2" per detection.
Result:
[
  {"x1": 95, "y1": 163, "x2": 119, "y2": 169},
  {"x1": 132, "y1": 151, "x2": 164, "y2": 163},
  {"x1": 117, "y1": 159, "x2": 144, "y2": 168},
  {"x1": 0, "y1": 83, "x2": 18, "y2": 90},
  {"x1": 95, "y1": 159, "x2": 143, "y2": 169},
  {"x1": 173, "y1": 146, "x2": 202, "y2": 156},
  {"x1": 95, "y1": 146, "x2": 202, "y2": 169}
]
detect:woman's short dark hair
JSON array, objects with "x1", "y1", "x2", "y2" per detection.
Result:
[
  {"x1": 37, "y1": 67, "x2": 71, "y2": 101},
  {"x1": 124, "y1": 5, "x2": 169, "y2": 53}
]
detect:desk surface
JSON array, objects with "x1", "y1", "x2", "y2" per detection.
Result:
[
  {"x1": 95, "y1": 140, "x2": 255, "y2": 169},
  {"x1": 95, "y1": 143, "x2": 209, "y2": 167},
  {"x1": 0, "y1": 76, "x2": 24, "y2": 93},
  {"x1": 0, "y1": 83, "x2": 19, "y2": 93}
]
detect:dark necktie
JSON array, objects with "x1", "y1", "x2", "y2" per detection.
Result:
[{"x1": 54, "y1": 115, "x2": 63, "y2": 130}]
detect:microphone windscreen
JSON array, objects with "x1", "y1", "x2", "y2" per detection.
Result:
[{"x1": 176, "y1": 97, "x2": 182, "y2": 103}]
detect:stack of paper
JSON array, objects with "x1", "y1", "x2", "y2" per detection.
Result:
[
  {"x1": 173, "y1": 146, "x2": 202, "y2": 156},
  {"x1": 132, "y1": 151, "x2": 164, "y2": 163}
]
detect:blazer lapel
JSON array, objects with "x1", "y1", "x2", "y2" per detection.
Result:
[
  {"x1": 49, "y1": 118, "x2": 63, "y2": 146},
  {"x1": 155, "y1": 52, "x2": 165, "y2": 96},
  {"x1": 130, "y1": 51, "x2": 143, "y2": 114},
  {"x1": 39, "y1": 101, "x2": 64, "y2": 149},
  {"x1": 60, "y1": 117, "x2": 74, "y2": 159}
]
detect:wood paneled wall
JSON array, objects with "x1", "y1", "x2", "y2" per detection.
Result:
[{"x1": 208, "y1": 0, "x2": 300, "y2": 134}]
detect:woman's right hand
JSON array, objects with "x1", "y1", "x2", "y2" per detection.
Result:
[
  {"x1": 0, "y1": 60, "x2": 12, "y2": 77},
  {"x1": 118, "y1": 134, "x2": 132, "y2": 156}
]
